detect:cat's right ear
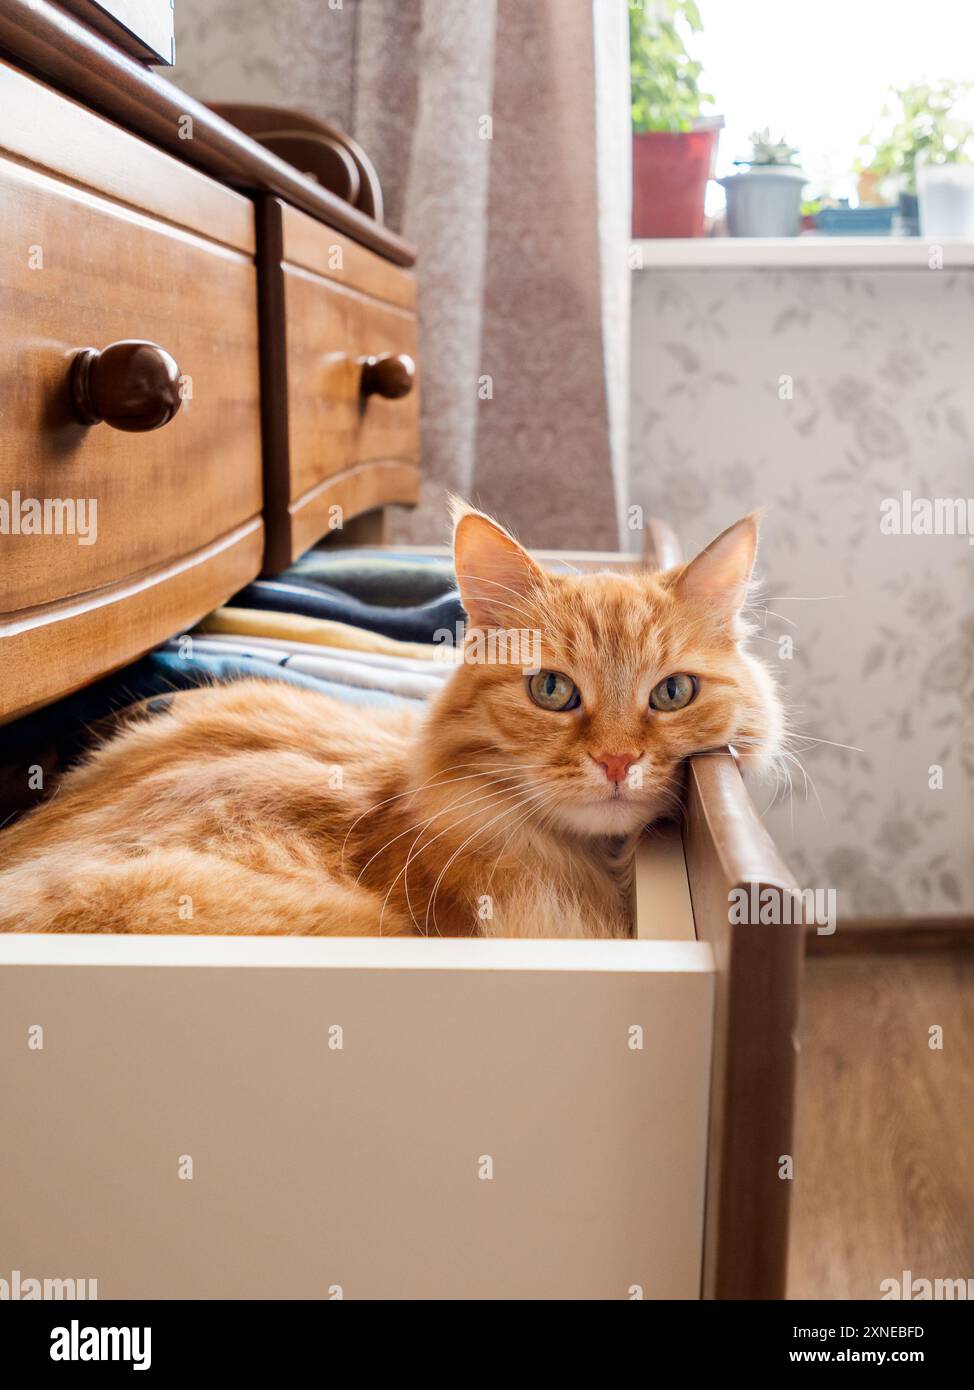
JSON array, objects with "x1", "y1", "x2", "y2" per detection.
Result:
[
  {"x1": 451, "y1": 499, "x2": 546, "y2": 630},
  {"x1": 671, "y1": 512, "x2": 761, "y2": 621}
]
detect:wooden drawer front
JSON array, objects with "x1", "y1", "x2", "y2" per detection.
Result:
[
  {"x1": 261, "y1": 200, "x2": 420, "y2": 571},
  {"x1": 0, "y1": 70, "x2": 264, "y2": 721},
  {"x1": 0, "y1": 158, "x2": 261, "y2": 612},
  {"x1": 285, "y1": 267, "x2": 420, "y2": 501}
]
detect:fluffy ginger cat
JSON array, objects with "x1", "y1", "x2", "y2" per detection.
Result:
[{"x1": 0, "y1": 505, "x2": 781, "y2": 939}]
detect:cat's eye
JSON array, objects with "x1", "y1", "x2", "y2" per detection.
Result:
[
  {"x1": 527, "y1": 670, "x2": 581, "y2": 712},
  {"x1": 649, "y1": 673, "x2": 697, "y2": 712}
]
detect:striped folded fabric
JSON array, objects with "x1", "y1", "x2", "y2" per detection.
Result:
[
  {"x1": 168, "y1": 636, "x2": 451, "y2": 701},
  {"x1": 184, "y1": 632, "x2": 450, "y2": 676},
  {"x1": 197, "y1": 607, "x2": 461, "y2": 664}
]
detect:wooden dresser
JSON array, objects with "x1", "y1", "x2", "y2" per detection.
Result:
[{"x1": 0, "y1": 0, "x2": 419, "y2": 721}]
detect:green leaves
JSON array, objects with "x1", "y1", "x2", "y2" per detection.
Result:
[
  {"x1": 857, "y1": 80, "x2": 974, "y2": 193},
  {"x1": 746, "y1": 128, "x2": 801, "y2": 167},
  {"x1": 629, "y1": 0, "x2": 714, "y2": 133}
]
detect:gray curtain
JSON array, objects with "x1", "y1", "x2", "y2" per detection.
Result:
[{"x1": 173, "y1": 0, "x2": 629, "y2": 549}]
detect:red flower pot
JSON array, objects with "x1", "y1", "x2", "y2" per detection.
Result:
[{"x1": 632, "y1": 127, "x2": 719, "y2": 238}]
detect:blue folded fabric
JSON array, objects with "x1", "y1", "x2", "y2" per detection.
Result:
[{"x1": 230, "y1": 576, "x2": 465, "y2": 643}]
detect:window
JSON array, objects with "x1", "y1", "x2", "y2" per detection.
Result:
[{"x1": 695, "y1": 0, "x2": 974, "y2": 207}]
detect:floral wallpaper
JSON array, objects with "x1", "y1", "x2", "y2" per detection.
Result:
[{"x1": 630, "y1": 266, "x2": 974, "y2": 919}]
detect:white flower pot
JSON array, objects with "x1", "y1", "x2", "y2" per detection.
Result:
[
  {"x1": 719, "y1": 166, "x2": 806, "y2": 237},
  {"x1": 917, "y1": 161, "x2": 974, "y2": 238}
]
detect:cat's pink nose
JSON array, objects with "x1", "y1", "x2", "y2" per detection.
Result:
[{"x1": 593, "y1": 752, "x2": 639, "y2": 784}]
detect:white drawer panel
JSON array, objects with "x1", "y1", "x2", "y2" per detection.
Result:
[{"x1": 0, "y1": 935, "x2": 714, "y2": 1300}]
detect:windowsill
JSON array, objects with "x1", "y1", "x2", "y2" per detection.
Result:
[{"x1": 630, "y1": 237, "x2": 974, "y2": 269}]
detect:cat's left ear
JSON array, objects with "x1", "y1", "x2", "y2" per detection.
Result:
[
  {"x1": 451, "y1": 499, "x2": 546, "y2": 630},
  {"x1": 673, "y1": 512, "x2": 761, "y2": 620}
]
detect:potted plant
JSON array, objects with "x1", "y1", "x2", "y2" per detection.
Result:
[
  {"x1": 856, "y1": 80, "x2": 974, "y2": 236},
  {"x1": 630, "y1": 0, "x2": 719, "y2": 239},
  {"x1": 718, "y1": 129, "x2": 806, "y2": 237}
]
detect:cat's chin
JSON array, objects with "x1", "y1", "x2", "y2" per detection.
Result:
[{"x1": 549, "y1": 797, "x2": 653, "y2": 839}]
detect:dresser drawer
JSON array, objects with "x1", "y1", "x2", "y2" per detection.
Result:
[
  {"x1": 259, "y1": 199, "x2": 420, "y2": 572},
  {"x1": 0, "y1": 933, "x2": 714, "y2": 1298},
  {"x1": 0, "y1": 64, "x2": 264, "y2": 721}
]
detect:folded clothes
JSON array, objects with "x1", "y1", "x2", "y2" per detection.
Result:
[
  {"x1": 190, "y1": 631, "x2": 454, "y2": 677},
  {"x1": 230, "y1": 576, "x2": 465, "y2": 644},
  {"x1": 198, "y1": 608, "x2": 458, "y2": 662},
  {"x1": 153, "y1": 647, "x2": 416, "y2": 708},
  {"x1": 165, "y1": 637, "x2": 446, "y2": 700},
  {"x1": 287, "y1": 549, "x2": 457, "y2": 607}
]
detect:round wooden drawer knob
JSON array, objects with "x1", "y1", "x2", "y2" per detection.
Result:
[
  {"x1": 360, "y1": 352, "x2": 416, "y2": 400},
  {"x1": 70, "y1": 340, "x2": 182, "y2": 432}
]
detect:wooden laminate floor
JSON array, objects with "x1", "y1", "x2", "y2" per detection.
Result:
[{"x1": 787, "y1": 949, "x2": 974, "y2": 1299}]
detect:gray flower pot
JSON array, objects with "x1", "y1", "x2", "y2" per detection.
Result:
[{"x1": 719, "y1": 166, "x2": 806, "y2": 237}]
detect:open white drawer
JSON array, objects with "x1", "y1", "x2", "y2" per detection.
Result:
[
  {"x1": 0, "y1": 932, "x2": 712, "y2": 1300},
  {"x1": 0, "y1": 755, "x2": 803, "y2": 1301}
]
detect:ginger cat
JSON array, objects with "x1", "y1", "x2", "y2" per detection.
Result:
[{"x1": 0, "y1": 505, "x2": 781, "y2": 938}]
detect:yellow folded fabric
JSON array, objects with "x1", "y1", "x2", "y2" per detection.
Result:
[{"x1": 198, "y1": 607, "x2": 459, "y2": 663}]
